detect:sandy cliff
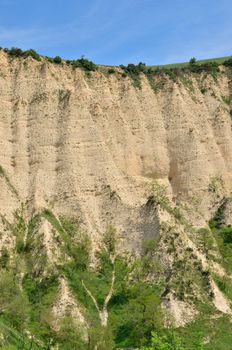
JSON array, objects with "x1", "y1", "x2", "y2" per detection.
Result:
[{"x1": 0, "y1": 51, "x2": 231, "y2": 243}]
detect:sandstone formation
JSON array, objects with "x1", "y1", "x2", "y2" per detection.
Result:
[{"x1": 0, "y1": 51, "x2": 231, "y2": 246}]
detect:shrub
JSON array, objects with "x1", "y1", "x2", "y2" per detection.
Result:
[
  {"x1": 223, "y1": 58, "x2": 232, "y2": 68},
  {"x1": 16, "y1": 239, "x2": 25, "y2": 254},
  {"x1": 208, "y1": 175, "x2": 224, "y2": 194},
  {"x1": 0, "y1": 272, "x2": 30, "y2": 329},
  {"x1": 189, "y1": 57, "x2": 197, "y2": 65},
  {"x1": 56, "y1": 317, "x2": 86, "y2": 350},
  {"x1": 220, "y1": 226, "x2": 232, "y2": 244},
  {"x1": 108, "y1": 68, "x2": 116, "y2": 74},
  {"x1": 222, "y1": 95, "x2": 232, "y2": 105},
  {"x1": 53, "y1": 56, "x2": 62, "y2": 64},
  {"x1": 45, "y1": 56, "x2": 54, "y2": 63},
  {"x1": 0, "y1": 247, "x2": 10, "y2": 268},
  {"x1": 163, "y1": 68, "x2": 177, "y2": 81},
  {"x1": 71, "y1": 57, "x2": 98, "y2": 71},
  {"x1": 200, "y1": 87, "x2": 207, "y2": 94},
  {"x1": 8, "y1": 47, "x2": 23, "y2": 57},
  {"x1": 22, "y1": 49, "x2": 41, "y2": 61},
  {"x1": 139, "y1": 331, "x2": 201, "y2": 350},
  {"x1": 103, "y1": 225, "x2": 117, "y2": 255}
]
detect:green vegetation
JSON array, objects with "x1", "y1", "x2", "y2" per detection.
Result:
[
  {"x1": 213, "y1": 274, "x2": 232, "y2": 302},
  {"x1": 179, "y1": 76, "x2": 194, "y2": 93},
  {"x1": 119, "y1": 62, "x2": 146, "y2": 88},
  {"x1": 0, "y1": 319, "x2": 43, "y2": 350},
  {"x1": 208, "y1": 175, "x2": 224, "y2": 194},
  {"x1": 0, "y1": 47, "x2": 97, "y2": 72},
  {"x1": 148, "y1": 181, "x2": 187, "y2": 226},
  {"x1": 3, "y1": 204, "x2": 213, "y2": 349},
  {"x1": 0, "y1": 165, "x2": 19, "y2": 199},
  {"x1": 3, "y1": 47, "x2": 41, "y2": 61},
  {"x1": 0, "y1": 247, "x2": 10, "y2": 269},
  {"x1": 1, "y1": 47, "x2": 231, "y2": 91},
  {"x1": 108, "y1": 68, "x2": 116, "y2": 74},
  {"x1": 208, "y1": 199, "x2": 232, "y2": 273},
  {"x1": 139, "y1": 331, "x2": 203, "y2": 350},
  {"x1": 0, "y1": 174, "x2": 232, "y2": 348},
  {"x1": 221, "y1": 95, "x2": 232, "y2": 105},
  {"x1": 0, "y1": 199, "x2": 230, "y2": 349},
  {"x1": 221, "y1": 57, "x2": 232, "y2": 68},
  {"x1": 69, "y1": 56, "x2": 98, "y2": 72},
  {"x1": 53, "y1": 56, "x2": 62, "y2": 64},
  {"x1": 118, "y1": 57, "x2": 223, "y2": 90},
  {"x1": 177, "y1": 304, "x2": 232, "y2": 350},
  {"x1": 0, "y1": 207, "x2": 168, "y2": 349},
  {"x1": 152, "y1": 56, "x2": 231, "y2": 69}
]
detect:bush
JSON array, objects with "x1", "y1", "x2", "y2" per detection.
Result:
[
  {"x1": 22, "y1": 49, "x2": 41, "y2": 61},
  {"x1": 201, "y1": 87, "x2": 207, "y2": 94},
  {"x1": 71, "y1": 57, "x2": 98, "y2": 71},
  {"x1": 108, "y1": 68, "x2": 116, "y2": 74},
  {"x1": 139, "y1": 331, "x2": 204, "y2": 350},
  {"x1": 120, "y1": 63, "x2": 144, "y2": 88},
  {"x1": 56, "y1": 317, "x2": 86, "y2": 350},
  {"x1": 124, "y1": 62, "x2": 146, "y2": 75},
  {"x1": 189, "y1": 57, "x2": 197, "y2": 65},
  {"x1": 45, "y1": 56, "x2": 54, "y2": 63},
  {"x1": 223, "y1": 58, "x2": 232, "y2": 68},
  {"x1": 163, "y1": 68, "x2": 177, "y2": 81},
  {"x1": 4, "y1": 47, "x2": 41, "y2": 62},
  {"x1": 0, "y1": 247, "x2": 10, "y2": 268},
  {"x1": 220, "y1": 226, "x2": 232, "y2": 244},
  {"x1": 0, "y1": 272, "x2": 30, "y2": 329},
  {"x1": 53, "y1": 56, "x2": 62, "y2": 64},
  {"x1": 8, "y1": 47, "x2": 23, "y2": 57}
]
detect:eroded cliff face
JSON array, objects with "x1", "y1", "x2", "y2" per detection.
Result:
[
  {"x1": 1, "y1": 52, "x2": 232, "y2": 347},
  {"x1": 0, "y1": 51, "x2": 231, "y2": 245}
]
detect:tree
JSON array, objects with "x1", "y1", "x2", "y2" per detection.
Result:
[
  {"x1": 53, "y1": 56, "x2": 62, "y2": 64},
  {"x1": 82, "y1": 227, "x2": 118, "y2": 327},
  {"x1": 115, "y1": 284, "x2": 162, "y2": 347},
  {"x1": 189, "y1": 57, "x2": 197, "y2": 65}
]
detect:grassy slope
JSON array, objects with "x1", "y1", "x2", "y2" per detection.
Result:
[{"x1": 151, "y1": 56, "x2": 231, "y2": 68}]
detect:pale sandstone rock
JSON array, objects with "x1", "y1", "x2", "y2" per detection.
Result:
[{"x1": 0, "y1": 52, "x2": 231, "y2": 243}]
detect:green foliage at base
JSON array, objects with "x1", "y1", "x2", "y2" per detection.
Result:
[
  {"x1": 139, "y1": 330, "x2": 203, "y2": 350},
  {"x1": 209, "y1": 201, "x2": 232, "y2": 273},
  {"x1": 177, "y1": 308, "x2": 232, "y2": 350},
  {"x1": 0, "y1": 201, "x2": 232, "y2": 349}
]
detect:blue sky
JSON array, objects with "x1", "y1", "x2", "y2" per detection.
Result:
[{"x1": 0, "y1": 0, "x2": 231, "y2": 65}]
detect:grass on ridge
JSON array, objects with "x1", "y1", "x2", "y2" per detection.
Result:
[{"x1": 151, "y1": 56, "x2": 231, "y2": 69}]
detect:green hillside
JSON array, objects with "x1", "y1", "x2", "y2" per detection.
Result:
[{"x1": 153, "y1": 56, "x2": 231, "y2": 68}]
